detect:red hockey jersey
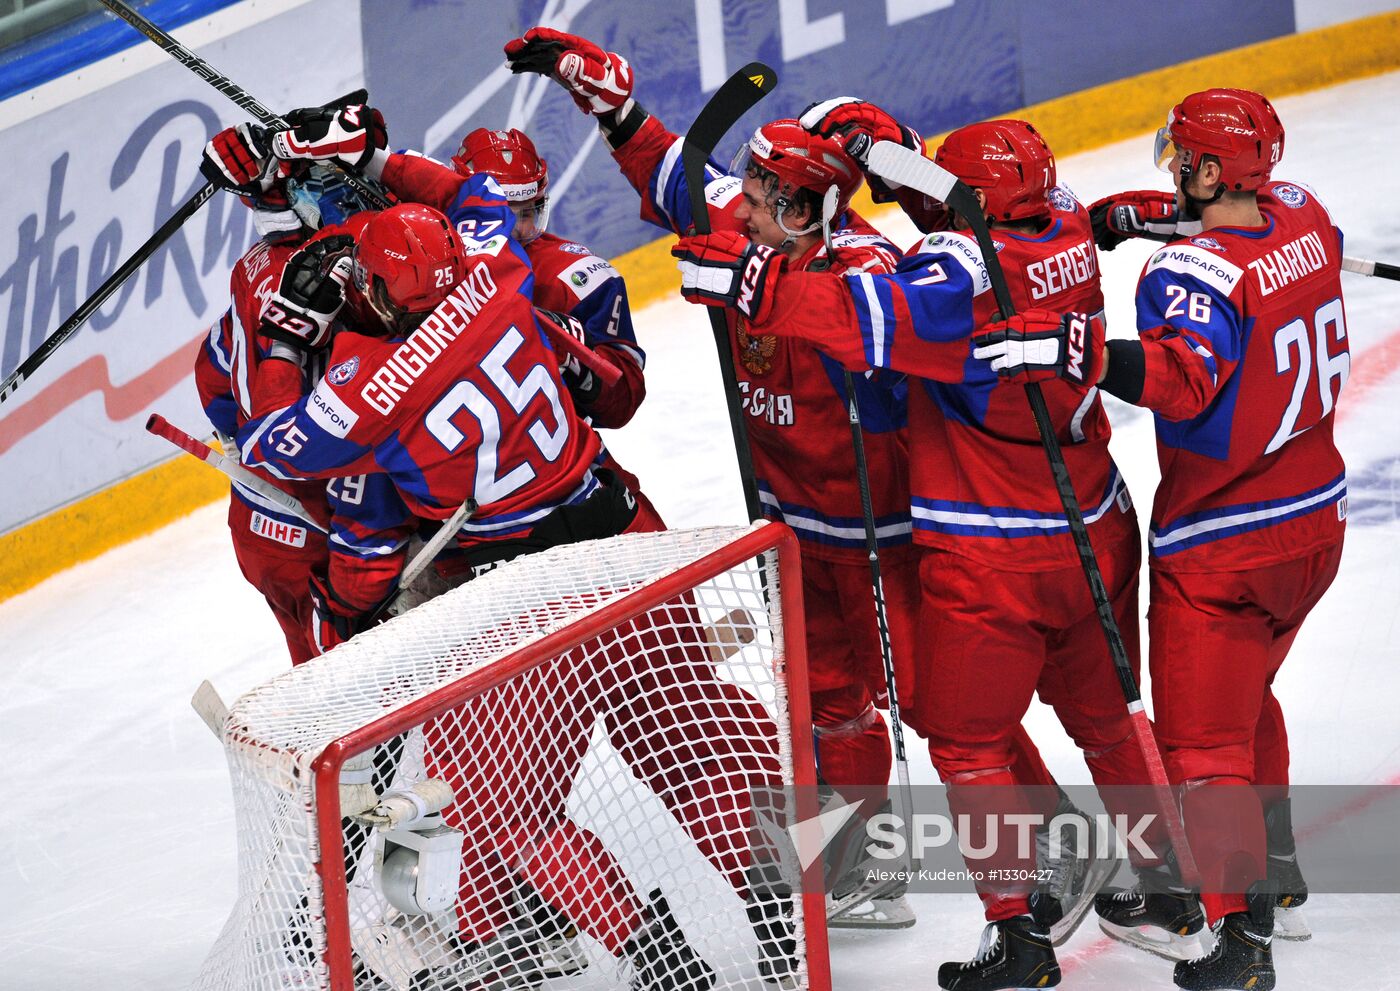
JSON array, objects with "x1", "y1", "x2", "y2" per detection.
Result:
[
  {"x1": 1132, "y1": 180, "x2": 1348, "y2": 571},
  {"x1": 613, "y1": 115, "x2": 911, "y2": 563},
  {"x1": 751, "y1": 189, "x2": 1135, "y2": 571}
]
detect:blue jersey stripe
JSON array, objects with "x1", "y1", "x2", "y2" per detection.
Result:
[
  {"x1": 912, "y1": 468, "x2": 1127, "y2": 539},
  {"x1": 1150, "y1": 472, "x2": 1346, "y2": 556}
]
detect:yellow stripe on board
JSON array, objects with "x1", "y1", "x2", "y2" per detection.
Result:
[{"x1": 3, "y1": 9, "x2": 1398, "y2": 602}]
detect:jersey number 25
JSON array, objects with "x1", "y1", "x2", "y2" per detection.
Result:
[{"x1": 425, "y1": 326, "x2": 569, "y2": 504}]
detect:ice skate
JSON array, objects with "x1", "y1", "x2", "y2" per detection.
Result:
[
  {"x1": 1173, "y1": 891, "x2": 1275, "y2": 991},
  {"x1": 1264, "y1": 799, "x2": 1311, "y2": 941},
  {"x1": 1095, "y1": 862, "x2": 1208, "y2": 962},
  {"x1": 1027, "y1": 793, "x2": 1116, "y2": 945},
  {"x1": 624, "y1": 889, "x2": 716, "y2": 991},
  {"x1": 937, "y1": 915, "x2": 1060, "y2": 991}
]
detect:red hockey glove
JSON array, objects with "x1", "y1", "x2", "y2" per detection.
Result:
[
  {"x1": 972, "y1": 308, "x2": 1105, "y2": 389},
  {"x1": 537, "y1": 308, "x2": 602, "y2": 408},
  {"x1": 309, "y1": 573, "x2": 378, "y2": 654},
  {"x1": 505, "y1": 28, "x2": 634, "y2": 117},
  {"x1": 1087, "y1": 190, "x2": 1195, "y2": 251},
  {"x1": 258, "y1": 235, "x2": 355, "y2": 353},
  {"x1": 270, "y1": 104, "x2": 388, "y2": 174},
  {"x1": 201, "y1": 122, "x2": 276, "y2": 194},
  {"x1": 672, "y1": 232, "x2": 785, "y2": 324},
  {"x1": 798, "y1": 96, "x2": 922, "y2": 201}
]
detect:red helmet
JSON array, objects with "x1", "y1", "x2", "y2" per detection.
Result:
[
  {"x1": 935, "y1": 119, "x2": 1056, "y2": 222},
  {"x1": 450, "y1": 127, "x2": 549, "y2": 201},
  {"x1": 730, "y1": 118, "x2": 863, "y2": 219},
  {"x1": 352, "y1": 204, "x2": 467, "y2": 324},
  {"x1": 1154, "y1": 88, "x2": 1284, "y2": 191}
]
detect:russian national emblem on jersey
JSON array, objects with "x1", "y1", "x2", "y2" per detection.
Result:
[{"x1": 737, "y1": 323, "x2": 778, "y2": 376}]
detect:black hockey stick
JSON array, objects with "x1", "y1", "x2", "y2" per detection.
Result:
[
  {"x1": 0, "y1": 184, "x2": 216, "y2": 405},
  {"x1": 681, "y1": 63, "x2": 778, "y2": 522},
  {"x1": 815, "y1": 186, "x2": 918, "y2": 914},
  {"x1": 1127, "y1": 224, "x2": 1400, "y2": 282},
  {"x1": 867, "y1": 141, "x2": 1201, "y2": 885}
]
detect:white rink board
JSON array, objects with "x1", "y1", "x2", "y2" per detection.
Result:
[{"x1": 4, "y1": 71, "x2": 1400, "y2": 990}]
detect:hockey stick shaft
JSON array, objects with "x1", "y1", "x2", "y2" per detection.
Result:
[
  {"x1": 682, "y1": 63, "x2": 778, "y2": 523},
  {"x1": 1131, "y1": 227, "x2": 1398, "y2": 281},
  {"x1": 145, "y1": 413, "x2": 328, "y2": 533},
  {"x1": 867, "y1": 142, "x2": 1200, "y2": 885},
  {"x1": 397, "y1": 497, "x2": 476, "y2": 593},
  {"x1": 0, "y1": 183, "x2": 217, "y2": 406},
  {"x1": 818, "y1": 186, "x2": 916, "y2": 876},
  {"x1": 537, "y1": 318, "x2": 623, "y2": 387},
  {"x1": 96, "y1": 0, "x2": 390, "y2": 209}
]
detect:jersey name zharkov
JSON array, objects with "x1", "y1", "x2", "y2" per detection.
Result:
[{"x1": 1247, "y1": 229, "x2": 1329, "y2": 297}]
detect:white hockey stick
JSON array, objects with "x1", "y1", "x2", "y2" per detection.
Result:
[
  {"x1": 381, "y1": 497, "x2": 477, "y2": 618},
  {"x1": 146, "y1": 413, "x2": 328, "y2": 534},
  {"x1": 191, "y1": 679, "x2": 230, "y2": 739}
]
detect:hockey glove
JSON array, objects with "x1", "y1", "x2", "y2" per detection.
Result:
[
  {"x1": 201, "y1": 122, "x2": 277, "y2": 195},
  {"x1": 505, "y1": 28, "x2": 635, "y2": 117},
  {"x1": 537, "y1": 309, "x2": 602, "y2": 408},
  {"x1": 309, "y1": 573, "x2": 378, "y2": 654},
  {"x1": 1087, "y1": 190, "x2": 1199, "y2": 251},
  {"x1": 798, "y1": 97, "x2": 922, "y2": 200},
  {"x1": 972, "y1": 308, "x2": 1105, "y2": 390},
  {"x1": 258, "y1": 235, "x2": 355, "y2": 353},
  {"x1": 672, "y1": 232, "x2": 785, "y2": 325},
  {"x1": 269, "y1": 104, "x2": 388, "y2": 175}
]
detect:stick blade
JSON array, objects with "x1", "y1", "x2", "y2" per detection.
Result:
[
  {"x1": 191, "y1": 679, "x2": 230, "y2": 739},
  {"x1": 866, "y1": 141, "x2": 958, "y2": 203},
  {"x1": 682, "y1": 62, "x2": 778, "y2": 234}
]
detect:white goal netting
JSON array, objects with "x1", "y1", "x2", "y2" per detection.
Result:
[{"x1": 193, "y1": 523, "x2": 822, "y2": 991}]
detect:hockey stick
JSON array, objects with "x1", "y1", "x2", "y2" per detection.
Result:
[
  {"x1": 867, "y1": 141, "x2": 1201, "y2": 886},
  {"x1": 146, "y1": 413, "x2": 329, "y2": 533},
  {"x1": 1129, "y1": 225, "x2": 1400, "y2": 281},
  {"x1": 681, "y1": 63, "x2": 778, "y2": 523},
  {"x1": 535, "y1": 313, "x2": 623, "y2": 388},
  {"x1": 95, "y1": 0, "x2": 390, "y2": 209},
  {"x1": 381, "y1": 496, "x2": 478, "y2": 618},
  {"x1": 0, "y1": 185, "x2": 217, "y2": 407},
  {"x1": 0, "y1": 82, "x2": 371, "y2": 410},
  {"x1": 815, "y1": 187, "x2": 918, "y2": 907}
]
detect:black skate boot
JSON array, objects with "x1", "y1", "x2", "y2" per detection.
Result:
[
  {"x1": 747, "y1": 895, "x2": 800, "y2": 989},
  {"x1": 937, "y1": 915, "x2": 1060, "y2": 991},
  {"x1": 1095, "y1": 860, "x2": 1207, "y2": 962},
  {"x1": 1173, "y1": 886, "x2": 1275, "y2": 991},
  {"x1": 408, "y1": 927, "x2": 546, "y2": 991},
  {"x1": 511, "y1": 882, "x2": 589, "y2": 978},
  {"x1": 624, "y1": 889, "x2": 716, "y2": 991},
  {"x1": 1027, "y1": 791, "x2": 1116, "y2": 945},
  {"x1": 1263, "y1": 799, "x2": 1310, "y2": 940}
]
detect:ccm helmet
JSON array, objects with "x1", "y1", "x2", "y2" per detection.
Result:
[
  {"x1": 935, "y1": 119, "x2": 1056, "y2": 222},
  {"x1": 1154, "y1": 87, "x2": 1284, "y2": 192},
  {"x1": 352, "y1": 203, "x2": 467, "y2": 331},
  {"x1": 730, "y1": 118, "x2": 863, "y2": 239}
]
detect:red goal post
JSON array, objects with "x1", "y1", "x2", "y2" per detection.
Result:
[{"x1": 195, "y1": 522, "x2": 831, "y2": 991}]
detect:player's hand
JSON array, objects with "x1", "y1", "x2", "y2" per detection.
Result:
[
  {"x1": 973, "y1": 308, "x2": 1105, "y2": 389},
  {"x1": 269, "y1": 104, "x2": 388, "y2": 172},
  {"x1": 799, "y1": 97, "x2": 921, "y2": 168},
  {"x1": 309, "y1": 573, "x2": 375, "y2": 654},
  {"x1": 1087, "y1": 190, "x2": 1183, "y2": 251},
  {"x1": 505, "y1": 28, "x2": 634, "y2": 117},
  {"x1": 672, "y1": 232, "x2": 785, "y2": 324},
  {"x1": 201, "y1": 122, "x2": 277, "y2": 194},
  {"x1": 538, "y1": 309, "x2": 602, "y2": 407},
  {"x1": 258, "y1": 235, "x2": 355, "y2": 353}
]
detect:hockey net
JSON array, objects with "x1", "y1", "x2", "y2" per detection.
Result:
[{"x1": 193, "y1": 522, "x2": 828, "y2": 991}]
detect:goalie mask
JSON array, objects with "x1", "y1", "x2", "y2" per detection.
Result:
[
  {"x1": 286, "y1": 163, "x2": 391, "y2": 229},
  {"x1": 452, "y1": 127, "x2": 550, "y2": 243}
]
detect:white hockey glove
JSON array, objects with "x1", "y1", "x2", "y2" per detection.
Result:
[
  {"x1": 358, "y1": 779, "x2": 456, "y2": 829},
  {"x1": 270, "y1": 104, "x2": 390, "y2": 177}
]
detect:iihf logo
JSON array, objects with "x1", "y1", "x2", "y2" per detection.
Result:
[
  {"x1": 1273, "y1": 184, "x2": 1308, "y2": 208},
  {"x1": 1191, "y1": 237, "x2": 1224, "y2": 250},
  {"x1": 1047, "y1": 186, "x2": 1075, "y2": 213},
  {"x1": 328, "y1": 357, "x2": 360, "y2": 386}
]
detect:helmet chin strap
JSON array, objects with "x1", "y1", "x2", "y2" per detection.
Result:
[
  {"x1": 1178, "y1": 161, "x2": 1225, "y2": 221},
  {"x1": 772, "y1": 196, "x2": 820, "y2": 250}
]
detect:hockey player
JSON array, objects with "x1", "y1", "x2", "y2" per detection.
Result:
[
  {"x1": 673, "y1": 104, "x2": 1178, "y2": 990},
  {"x1": 1054, "y1": 88, "x2": 1346, "y2": 991},
  {"x1": 505, "y1": 27, "x2": 922, "y2": 927},
  {"x1": 194, "y1": 127, "x2": 389, "y2": 665},
  {"x1": 235, "y1": 201, "x2": 726, "y2": 989},
  {"x1": 448, "y1": 125, "x2": 662, "y2": 520}
]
